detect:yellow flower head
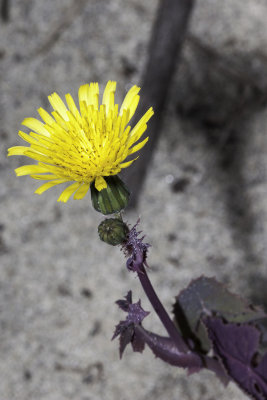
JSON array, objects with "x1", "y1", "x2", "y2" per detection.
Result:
[{"x1": 8, "y1": 81, "x2": 153, "y2": 202}]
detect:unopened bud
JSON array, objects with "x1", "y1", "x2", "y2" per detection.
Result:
[
  {"x1": 91, "y1": 175, "x2": 130, "y2": 215},
  {"x1": 98, "y1": 218, "x2": 129, "y2": 246}
]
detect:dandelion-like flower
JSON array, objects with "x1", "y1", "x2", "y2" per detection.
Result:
[{"x1": 8, "y1": 81, "x2": 153, "y2": 203}]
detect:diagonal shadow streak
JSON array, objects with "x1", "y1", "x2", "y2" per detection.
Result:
[{"x1": 175, "y1": 39, "x2": 267, "y2": 305}]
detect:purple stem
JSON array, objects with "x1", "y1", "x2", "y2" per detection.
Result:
[
  {"x1": 134, "y1": 325, "x2": 229, "y2": 383},
  {"x1": 136, "y1": 262, "x2": 189, "y2": 353},
  {"x1": 134, "y1": 324, "x2": 202, "y2": 370}
]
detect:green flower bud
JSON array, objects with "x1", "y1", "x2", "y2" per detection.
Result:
[
  {"x1": 91, "y1": 175, "x2": 130, "y2": 215},
  {"x1": 98, "y1": 218, "x2": 129, "y2": 246}
]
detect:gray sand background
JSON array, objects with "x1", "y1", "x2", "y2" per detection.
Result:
[{"x1": 1, "y1": 0, "x2": 267, "y2": 399}]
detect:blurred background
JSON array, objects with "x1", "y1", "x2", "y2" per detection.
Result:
[{"x1": 1, "y1": 0, "x2": 267, "y2": 399}]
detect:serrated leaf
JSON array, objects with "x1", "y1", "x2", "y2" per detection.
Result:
[
  {"x1": 205, "y1": 317, "x2": 267, "y2": 399},
  {"x1": 173, "y1": 276, "x2": 266, "y2": 353}
]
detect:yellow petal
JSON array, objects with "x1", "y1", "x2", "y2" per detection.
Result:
[
  {"x1": 18, "y1": 131, "x2": 39, "y2": 145},
  {"x1": 127, "y1": 136, "x2": 149, "y2": 156},
  {"x1": 51, "y1": 111, "x2": 69, "y2": 131},
  {"x1": 127, "y1": 94, "x2": 139, "y2": 122},
  {"x1": 65, "y1": 94, "x2": 81, "y2": 121},
  {"x1": 30, "y1": 143, "x2": 51, "y2": 156},
  {"x1": 120, "y1": 158, "x2": 137, "y2": 169},
  {"x1": 7, "y1": 146, "x2": 28, "y2": 156},
  {"x1": 29, "y1": 132, "x2": 54, "y2": 146},
  {"x1": 22, "y1": 118, "x2": 50, "y2": 137},
  {"x1": 15, "y1": 164, "x2": 49, "y2": 176},
  {"x1": 48, "y1": 93, "x2": 69, "y2": 121},
  {"x1": 119, "y1": 110, "x2": 130, "y2": 136},
  {"x1": 38, "y1": 108, "x2": 55, "y2": 125},
  {"x1": 79, "y1": 83, "x2": 99, "y2": 108},
  {"x1": 57, "y1": 182, "x2": 81, "y2": 202},
  {"x1": 35, "y1": 179, "x2": 67, "y2": 195},
  {"x1": 79, "y1": 100, "x2": 88, "y2": 119},
  {"x1": 38, "y1": 162, "x2": 65, "y2": 176},
  {"x1": 127, "y1": 107, "x2": 154, "y2": 147},
  {"x1": 119, "y1": 85, "x2": 140, "y2": 122},
  {"x1": 30, "y1": 174, "x2": 60, "y2": 180},
  {"x1": 95, "y1": 176, "x2": 107, "y2": 191},
  {"x1": 23, "y1": 149, "x2": 52, "y2": 163},
  {"x1": 43, "y1": 122, "x2": 70, "y2": 143},
  {"x1": 102, "y1": 81, "x2": 116, "y2": 115},
  {"x1": 73, "y1": 183, "x2": 90, "y2": 200},
  {"x1": 88, "y1": 83, "x2": 99, "y2": 109},
  {"x1": 78, "y1": 84, "x2": 90, "y2": 106},
  {"x1": 128, "y1": 107, "x2": 154, "y2": 139}
]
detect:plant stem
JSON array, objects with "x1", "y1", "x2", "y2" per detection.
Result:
[
  {"x1": 137, "y1": 263, "x2": 189, "y2": 353},
  {"x1": 135, "y1": 325, "x2": 203, "y2": 369}
]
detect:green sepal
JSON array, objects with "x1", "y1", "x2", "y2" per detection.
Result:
[{"x1": 90, "y1": 175, "x2": 130, "y2": 215}]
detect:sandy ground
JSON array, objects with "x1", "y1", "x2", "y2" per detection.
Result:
[{"x1": 1, "y1": 0, "x2": 267, "y2": 399}]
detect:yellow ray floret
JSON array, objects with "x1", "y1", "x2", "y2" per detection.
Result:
[{"x1": 7, "y1": 81, "x2": 154, "y2": 202}]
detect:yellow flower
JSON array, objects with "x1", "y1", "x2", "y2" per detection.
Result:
[{"x1": 8, "y1": 81, "x2": 153, "y2": 203}]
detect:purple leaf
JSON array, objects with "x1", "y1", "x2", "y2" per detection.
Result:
[
  {"x1": 127, "y1": 300, "x2": 150, "y2": 325},
  {"x1": 131, "y1": 329, "x2": 146, "y2": 353},
  {"x1": 173, "y1": 276, "x2": 266, "y2": 353},
  {"x1": 113, "y1": 292, "x2": 149, "y2": 357},
  {"x1": 116, "y1": 291, "x2": 132, "y2": 312},
  {"x1": 205, "y1": 317, "x2": 267, "y2": 399},
  {"x1": 119, "y1": 324, "x2": 135, "y2": 358},
  {"x1": 256, "y1": 353, "x2": 267, "y2": 379}
]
